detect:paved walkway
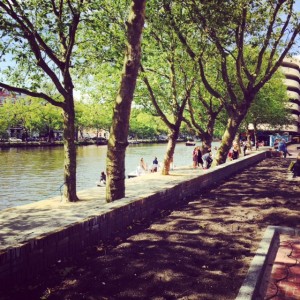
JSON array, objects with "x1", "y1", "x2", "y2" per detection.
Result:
[
  {"x1": 267, "y1": 145, "x2": 300, "y2": 300},
  {"x1": 265, "y1": 235, "x2": 300, "y2": 299}
]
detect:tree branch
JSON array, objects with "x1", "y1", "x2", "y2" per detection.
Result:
[
  {"x1": 140, "y1": 65, "x2": 175, "y2": 130},
  {"x1": 0, "y1": 82, "x2": 65, "y2": 109}
]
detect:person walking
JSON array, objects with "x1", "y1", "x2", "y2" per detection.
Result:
[{"x1": 277, "y1": 139, "x2": 291, "y2": 158}]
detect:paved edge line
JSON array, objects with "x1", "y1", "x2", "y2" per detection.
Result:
[{"x1": 235, "y1": 226, "x2": 300, "y2": 300}]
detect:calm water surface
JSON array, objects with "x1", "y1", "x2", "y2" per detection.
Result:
[{"x1": 0, "y1": 142, "x2": 216, "y2": 210}]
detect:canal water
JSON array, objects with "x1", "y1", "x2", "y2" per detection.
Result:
[{"x1": 0, "y1": 142, "x2": 218, "y2": 210}]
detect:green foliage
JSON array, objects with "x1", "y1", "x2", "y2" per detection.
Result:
[
  {"x1": 74, "y1": 0, "x2": 129, "y2": 79},
  {"x1": 0, "y1": 0, "x2": 299, "y2": 158},
  {"x1": 0, "y1": 1, "x2": 86, "y2": 91},
  {"x1": 244, "y1": 69, "x2": 292, "y2": 129},
  {"x1": 0, "y1": 96, "x2": 63, "y2": 136},
  {"x1": 137, "y1": 2, "x2": 196, "y2": 126},
  {"x1": 75, "y1": 100, "x2": 113, "y2": 133},
  {"x1": 129, "y1": 109, "x2": 167, "y2": 139}
]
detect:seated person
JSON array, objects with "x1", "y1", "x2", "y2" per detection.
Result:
[
  {"x1": 151, "y1": 157, "x2": 158, "y2": 172},
  {"x1": 137, "y1": 158, "x2": 148, "y2": 176},
  {"x1": 100, "y1": 171, "x2": 106, "y2": 184},
  {"x1": 140, "y1": 158, "x2": 148, "y2": 171},
  {"x1": 291, "y1": 153, "x2": 300, "y2": 178},
  {"x1": 232, "y1": 143, "x2": 239, "y2": 160},
  {"x1": 202, "y1": 151, "x2": 213, "y2": 169}
]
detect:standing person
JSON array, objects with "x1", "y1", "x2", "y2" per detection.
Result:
[
  {"x1": 291, "y1": 152, "x2": 300, "y2": 178},
  {"x1": 197, "y1": 146, "x2": 203, "y2": 168},
  {"x1": 151, "y1": 157, "x2": 158, "y2": 172},
  {"x1": 192, "y1": 147, "x2": 198, "y2": 168}
]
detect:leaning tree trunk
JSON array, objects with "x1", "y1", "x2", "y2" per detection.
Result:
[
  {"x1": 106, "y1": 0, "x2": 146, "y2": 202},
  {"x1": 161, "y1": 130, "x2": 179, "y2": 175},
  {"x1": 213, "y1": 116, "x2": 244, "y2": 165},
  {"x1": 201, "y1": 130, "x2": 214, "y2": 155},
  {"x1": 62, "y1": 102, "x2": 78, "y2": 202},
  {"x1": 196, "y1": 114, "x2": 216, "y2": 154}
]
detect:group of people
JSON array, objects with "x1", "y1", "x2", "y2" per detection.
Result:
[
  {"x1": 192, "y1": 146, "x2": 213, "y2": 169},
  {"x1": 137, "y1": 157, "x2": 159, "y2": 175},
  {"x1": 99, "y1": 140, "x2": 300, "y2": 182}
]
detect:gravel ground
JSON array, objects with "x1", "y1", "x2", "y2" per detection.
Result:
[{"x1": 1, "y1": 157, "x2": 300, "y2": 300}]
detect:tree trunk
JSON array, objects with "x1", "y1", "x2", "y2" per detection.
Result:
[
  {"x1": 106, "y1": 0, "x2": 146, "y2": 202},
  {"x1": 201, "y1": 131, "x2": 214, "y2": 154},
  {"x1": 213, "y1": 116, "x2": 242, "y2": 165},
  {"x1": 253, "y1": 123, "x2": 258, "y2": 149},
  {"x1": 193, "y1": 114, "x2": 216, "y2": 154},
  {"x1": 62, "y1": 103, "x2": 78, "y2": 202},
  {"x1": 161, "y1": 130, "x2": 179, "y2": 175},
  {"x1": 106, "y1": 138, "x2": 127, "y2": 201}
]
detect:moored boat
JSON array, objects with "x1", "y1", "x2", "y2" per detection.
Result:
[{"x1": 186, "y1": 140, "x2": 196, "y2": 146}]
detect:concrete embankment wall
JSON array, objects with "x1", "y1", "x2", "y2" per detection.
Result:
[{"x1": 0, "y1": 151, "x2": 266, "y2": 287}]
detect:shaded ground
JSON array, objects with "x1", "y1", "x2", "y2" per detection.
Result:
[{"x1": 1, "y1": 157, "x2": 300, "y2": 300}]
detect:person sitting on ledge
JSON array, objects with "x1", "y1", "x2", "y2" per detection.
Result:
[
  {"x1": 202, "y1": 150, "x2": 213, "y2": 169},
  {"x1": 291, "y1": 152, "x2": 300, "y2": 178},
  {"x1": 100, "y1": 171, "x2": 106, "y2": 185},
  {"x1": 151, "y1": 157, "x2": 158, "y2": 172},
  {"x1": 137, "y1": 158, "x2": 148, "y2": 176}
]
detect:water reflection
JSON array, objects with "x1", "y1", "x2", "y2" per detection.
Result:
[{"x1": 0, "y1": 142, "x2": 217, "y2": 210}]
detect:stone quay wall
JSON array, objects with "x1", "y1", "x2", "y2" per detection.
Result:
[{"x1": 0, "y1": 151, "x2": 266, "y2": 287}]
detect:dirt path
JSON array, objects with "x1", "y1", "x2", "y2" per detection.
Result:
[{"x1": 1, "y1": 157, "x2": 300, "y2": 300}]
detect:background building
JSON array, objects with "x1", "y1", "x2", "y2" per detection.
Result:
[
  {"x1": 0, "y1": 88, "x2": 13, "y2": 106},
  {"x1": 255, "y1": 57, "x2": 300, "y2": 146},
  {"x1": 281, "y1": 57, "x2": 300, "y2": 136}
]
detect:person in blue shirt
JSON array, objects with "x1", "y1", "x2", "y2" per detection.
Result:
[
  {"x1": 151, "y1": 157, "x2": 158, "y2": 172},
  {"x1": 277, "y1": 139, "x2": 291, "y2": 158}
]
